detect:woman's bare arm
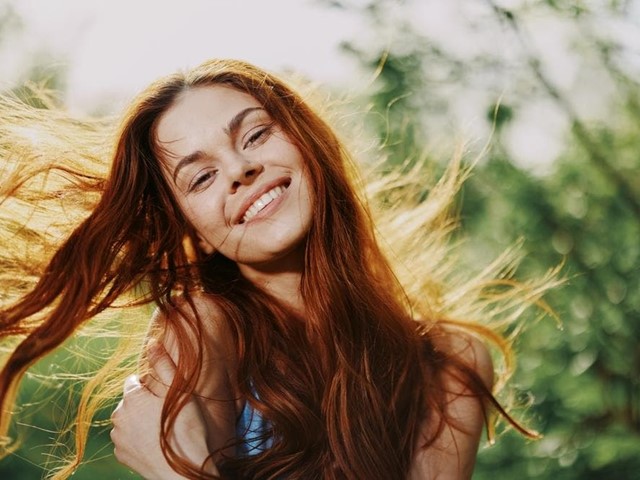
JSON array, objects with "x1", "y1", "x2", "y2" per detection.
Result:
[
  {"x1": 111, "y1": 343, "x2": 220, "y2": 478},
  {"x1": 149, "y1": 293, "x2": 240, "y2": 459},
  {"x1": 111, "y1": 293, "x2": 238, "y2": 478},
  {"x1": 409, "y1": 333, "x2": 494, "y2": 480}
]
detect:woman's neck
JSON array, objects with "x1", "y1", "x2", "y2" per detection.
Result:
[{"x1": 237, "y1": 249, "x2": 306, "y2": 317}]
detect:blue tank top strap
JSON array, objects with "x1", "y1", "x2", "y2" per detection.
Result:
[{"x1": 236, "y1": 389, "x2": 274, "y2": 456}]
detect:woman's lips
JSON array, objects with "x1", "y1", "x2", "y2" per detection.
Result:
[{"x1": 236, "y1": 178, "x2": 291, "y2": 224}]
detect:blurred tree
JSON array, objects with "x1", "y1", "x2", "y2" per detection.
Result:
[
  {"x1": 0, "y1": 0, "x2": 67, "y2": 108},
  {"x1": 0, "y1": 0, "x2": 20, "y2": 45}
]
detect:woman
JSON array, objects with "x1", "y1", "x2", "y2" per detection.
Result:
[{"x1": 0, "y1": 59, "x2": 549, "y2": 479}]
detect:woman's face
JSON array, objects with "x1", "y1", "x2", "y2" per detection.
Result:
[{"x1": 155, "y1": 85, "x2": 313, "y2": 270}]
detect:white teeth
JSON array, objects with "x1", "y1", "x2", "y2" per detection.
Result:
[{"x1": 241, "y1": 185, "x2": 286, "y2": 223}]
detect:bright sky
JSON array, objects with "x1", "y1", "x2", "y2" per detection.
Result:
[
  {"x1": 5, "y1": 0, "x2": 366, "y2": 113},
  {"x1": 3, "y1": 0, "x2": 637, "y2": 170}
]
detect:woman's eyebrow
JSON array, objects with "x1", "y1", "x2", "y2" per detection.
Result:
[
  {"x1": 223, "y1": 107, "x2": 265, "y2": 137},
  {"x1": 171, "y1": 107, "x2": 266, "y2": 184},
  {"x1": 172, "y1": 150, "x2": 205, "y2": 184}
]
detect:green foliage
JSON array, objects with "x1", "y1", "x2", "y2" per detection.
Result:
[
  {"x1": 463, "y1": 140, "x2": 640, "y2": 478},
  {"x1": 341, "y1": 38, "x2": 433, "y2": 166}
]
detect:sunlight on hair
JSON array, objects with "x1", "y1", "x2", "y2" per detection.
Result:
[{"x1": 0, "y1": 62, "x2": 561, "y2": 477}]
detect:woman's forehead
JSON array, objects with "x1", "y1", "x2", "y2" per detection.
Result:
[{"x1": 154, "y1": 87, "x2": 258, "y2": 147}]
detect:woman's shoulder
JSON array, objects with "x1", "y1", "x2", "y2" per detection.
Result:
[
  {"x1": 147, "y1": 292, "x2": 237, "y2": 373},
  {"x1": 149, "y1": 292, "x2": 231, "y2": 341},
  {"x1": 410, "y1": 328, "x2": 494, "y2": 479},
  {"x1": 150, "y1": 290, "x2": 224, "y2": 320},
  {"x1": 436, "y1": 327, "x2": 494, "y2": 390},
  {"x1": 426, "y1": 322, "x2": 495, "y2": 391}
]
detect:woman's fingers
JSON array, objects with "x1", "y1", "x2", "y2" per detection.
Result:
[
  {"x1": 110, "y1": 398, "x2": 124, "y2": 424},
  {"x1": 123, "y1": 374, "x2": 141, "y2": 394},
  {"x1": 110, "y1": 340, "x2": 219, "y2": 477}
]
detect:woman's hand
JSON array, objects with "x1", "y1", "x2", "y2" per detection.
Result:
[{"x1": 110, "y1": 343, "x2": 218, "y2": 479}]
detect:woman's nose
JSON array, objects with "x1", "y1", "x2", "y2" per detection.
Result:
[{"x1": 228, "y1": 158, "x2": 264, "y2": 194}]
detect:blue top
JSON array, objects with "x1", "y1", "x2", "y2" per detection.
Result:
[{"x1": 236, "y1": 398, "x2": 274, "y2": 456}]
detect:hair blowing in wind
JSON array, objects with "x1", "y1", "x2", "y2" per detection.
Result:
[{"x1": 0, "y1": 60, "x2": 558, "y2": 479}]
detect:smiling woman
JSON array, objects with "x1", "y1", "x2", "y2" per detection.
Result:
[{"x1": 0, "y1": 59, "x2": 554, "y2": 479}]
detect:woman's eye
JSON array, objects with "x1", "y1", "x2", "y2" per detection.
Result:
[
  {"x1": 189, "y1": 170, "x2": 216, "y2": 192},
  {"x1": 243, "y1": 124, "x2": 273, "y2": 150}
]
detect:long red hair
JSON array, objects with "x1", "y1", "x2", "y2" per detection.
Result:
[{"x1": 0, "y1": 59, "x2": 550, "y2": 479}]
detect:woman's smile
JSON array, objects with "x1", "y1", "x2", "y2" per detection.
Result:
[{"x1": 237, "y1": 178, "x2": 290, "y2": 224}]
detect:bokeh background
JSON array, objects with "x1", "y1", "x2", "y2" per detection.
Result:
[{"x1": 1, "y1": 0, "x2": 638, "y2": 478}]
